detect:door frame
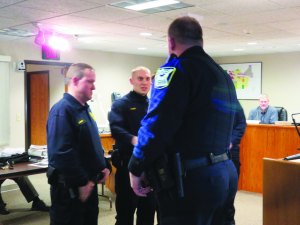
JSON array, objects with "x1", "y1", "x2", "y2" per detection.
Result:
[{"x1": 24, "y1": 60, "x2": 72, "y2": 151}]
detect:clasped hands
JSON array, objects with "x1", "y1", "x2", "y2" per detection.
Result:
[{"x1": 129, "y1": 172, "x2": 153, "y2": 197}]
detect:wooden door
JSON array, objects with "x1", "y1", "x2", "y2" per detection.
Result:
[{"x1": 29, "y1": 71, "x2": 49, "y2": 145}]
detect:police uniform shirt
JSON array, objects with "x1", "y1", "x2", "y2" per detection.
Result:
[
  {"x1": 47, "y1": 93, "x2": 107, "y2": 187},
  {"x1": 109, "y1": 91, "x2": 148, "y2": 159},
  {"x1": 129, "y1": 46, "x2": 238, "y2": 176}
]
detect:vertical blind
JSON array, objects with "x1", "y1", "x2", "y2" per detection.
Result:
[{"x1": 0, "y1": 60, "x2": 10, "y2": 146}]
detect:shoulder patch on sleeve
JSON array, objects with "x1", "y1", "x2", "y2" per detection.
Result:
[{"x1": 154, "y1": 67, "x2": 176, "y2": 89}]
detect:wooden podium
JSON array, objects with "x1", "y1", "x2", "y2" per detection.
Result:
[{"x1": 263, "y1": 158, "x2": 300, "y2": 225}]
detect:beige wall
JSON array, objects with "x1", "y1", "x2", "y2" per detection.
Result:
[
  {"x1": 0, "y1": 40, "x2": 165, "y2": 148},
  {"x1": 2, "y1": 39, "x2": 300, "y2": 148},
  {"x1": 215, "y1": 52, "x2": 300, "y2": 120}
]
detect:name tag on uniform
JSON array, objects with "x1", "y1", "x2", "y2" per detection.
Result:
[
  {"x1": 154, "y1": 67, "x2": 176, "y2": 89},
  {"x1": 78, "y1": 119, "x2": 86, "y2": 125}
]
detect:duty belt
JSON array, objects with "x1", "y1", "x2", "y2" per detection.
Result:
[{"x1": 183, "y1": 152, "x2": 229, "y2": 171}]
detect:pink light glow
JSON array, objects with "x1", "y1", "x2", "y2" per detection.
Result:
[{"x1": 48, "y1": 35, "x2": 70, "y2": 51}]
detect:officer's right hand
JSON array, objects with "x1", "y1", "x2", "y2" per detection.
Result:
[
  {"x1": 79, "y1": 181, "x2": 95, "y2": 202},
  {"x1": 129, "y1": 172, "x2": 152, "y2": 197},
  {"x1": 131, "y1": 136, "x2": 138, "y2": 145},
  {"x1": 99, "y1": 168, "x2": 110, "y2": 183}
]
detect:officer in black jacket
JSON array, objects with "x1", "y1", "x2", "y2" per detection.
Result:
[
  {"x1": 47, "y1": 63, "x2": 111, "y2": 225},
  {"x1": 109, "y1": 66, "x2": 156, "y2": 225},
  {"x1": 128, "y1": 17, "x2": 239, "y2": 225}
]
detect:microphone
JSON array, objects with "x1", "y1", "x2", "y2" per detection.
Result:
[{"x1": 284, "y1": 153, "x2": 300, "y2": 160}]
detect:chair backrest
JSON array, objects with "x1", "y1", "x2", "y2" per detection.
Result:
[
  {"x1": 111, "y1": 92, "x2": 122, "y2": 103},
  {"x1": 274, "y1": 106, "x2": 288, "y2": 121}
]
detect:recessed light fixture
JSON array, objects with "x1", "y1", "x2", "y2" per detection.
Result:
[
  {"x1": 126, "y1": 0, "x2": 179, "y2": 11},
  {"x1": 247, "y1": 42, "x2": 257, "y2": 45},
  {"x1": 140, "y1": 32, "x2": 152, "y2": 36},
  {"x1": 234, "y1": 48, "x2": 245, "y2": 51},
  {"x1": 0, "y1": 28, "x2": 36, "y2": 37},
  {"x1": 110, "y1": 0, "x2": 193, "y2": 14},
  {"x1": 138, "y1": 47, "x2": 147, "y2": 50}
]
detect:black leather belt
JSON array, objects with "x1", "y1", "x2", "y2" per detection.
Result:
[{"x1": 183, "y1": 152, "x2": 229, "y2": 171}]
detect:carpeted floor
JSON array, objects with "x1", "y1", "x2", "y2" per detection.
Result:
[{"x1": 0, "y1": 174, "x2": 262, "y2": 225}]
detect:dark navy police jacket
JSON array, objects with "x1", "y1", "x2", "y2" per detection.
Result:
[
  {"x1": 47, "y1": 93, "x2": 107, "y2": 187},
  {"x1": 129, "y1": 46, "x2": 239, "y2": 176},
  {"x1": 109, "y1": 91, "x2": 148, "y2": 161}
]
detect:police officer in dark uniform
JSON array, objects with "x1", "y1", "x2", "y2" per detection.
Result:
[
  {"x1": 109, "y1": 66, "x2": 156, "y2": 225},
  {"x1": 47, "y1": 63, "x2": 111, "y2": 225},
  {"x1": 226, "y1": 102, "x2": 246, "y2": 225},
  {"x1": 128, "y1": 16, "x2": 239, "y2": 225}
]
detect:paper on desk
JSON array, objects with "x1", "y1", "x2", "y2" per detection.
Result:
[
  {"x1": 29, "y1": 145, "x2": 47, "y2": 150},
  {"x1": 288, "y1": 159, "x2": 300, "y2": 163},
  {"x1": 29, "y1": 159, "x2": 48, "y2": 168}
]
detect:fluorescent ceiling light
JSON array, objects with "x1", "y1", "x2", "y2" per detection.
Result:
[
  {"x1": 138, "y1": 47, "x2": 147, "y2": 50},
  {"x1": 125, "y1": 0, "x2": 179, "y2": 11},
  {"x1": 233, "y1": 48, "x2": 245, "y2": 51},
  {"x1": 140, "y1": 32, "x2": 152, "y2": 36}
]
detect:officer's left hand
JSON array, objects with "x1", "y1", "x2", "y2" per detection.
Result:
[
  {"x1": 79, "y1": 181, "x2": 95, "y2": 202},
  {"x1": 129, "y1": 172, "x2": 152, "y2": 197}
]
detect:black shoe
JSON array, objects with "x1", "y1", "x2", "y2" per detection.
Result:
[
  {"x1": 0, "y1": 205, "x2": 10, "y2": 215},
  {"x1": 31, "y1": 199, "x2": 50, "y2": 212}
]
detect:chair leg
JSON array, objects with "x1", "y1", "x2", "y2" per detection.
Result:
[{"x1": 98, "y1": 183, "x2": 112, "y2": 209}]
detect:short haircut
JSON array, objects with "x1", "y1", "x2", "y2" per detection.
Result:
[
  {"x1": 259, "y1": 94, "x2": 269, "y2": 101},
  {"x1": 168, "y1": 16, "x2": 203, "y2": 46},
  {"x1": 65, "y1": 63, "x2": 94, "y2": 84},
  {"x1": 131, "y1": 66, "x2": 151, "y2": 77}
]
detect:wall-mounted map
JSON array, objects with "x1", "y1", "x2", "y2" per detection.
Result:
[{"x1": 220, "y1": 62, "x2": 262, "y2": 99}]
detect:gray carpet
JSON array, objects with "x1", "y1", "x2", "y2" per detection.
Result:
[{"x1": 0, "y1": 174, "x2": 262, "y2": 225}]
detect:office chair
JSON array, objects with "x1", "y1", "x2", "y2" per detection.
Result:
[
  {"x1": 111, "y1": 92, "x2": 122, "y2": 103},
  {"x1": 108, "y1": 92, "x2": 122, "y2": 121},
  {"x1": 274, "y1": 106, "x2": 288, "y2": 121}
]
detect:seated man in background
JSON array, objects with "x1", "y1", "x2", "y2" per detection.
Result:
[
  {"x1": 0, "y1": 176, "x2": 49, "y2": 214},
  {"x1": 248, "y1": 94, "x2": 278, "y2": 124}
]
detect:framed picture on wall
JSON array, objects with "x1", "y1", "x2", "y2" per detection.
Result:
[{"x1": 220, "y1": 62, "x2": 262, "y2": 99}]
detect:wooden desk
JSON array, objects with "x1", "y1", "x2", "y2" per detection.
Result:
[
  {"x1": 0, "y1": 162, "x2": 47, "y2": 179},
  {"x1": 239, "y1": 124, "x2": 300, "y2": 193},
  {"x1": 100, "y1": 133, "x2": 115, "y2": 154},
  {"x1": 263, "y1": 158, "x2": 300, "y2": 225},
  {"x1": 100, "y1": 133, "x2": 116, "y2": 194}
]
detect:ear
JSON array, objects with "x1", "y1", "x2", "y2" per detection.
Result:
[
  {"x1": 129, "y1": 77, "x2": 133, "y2": 85},
  {"x1": 71, "y1": 76, "x2": 79, "y2": 85},
  {"x1": 168, "y1": 36, "x2": 176, "y2": 51}
]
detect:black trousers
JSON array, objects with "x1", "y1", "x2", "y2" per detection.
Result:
[
  {"x1": 225, "y1": 148, "x2": 240, "y2": 224},
  {"x1": 0, "y1": 176, "x2": 38, "y2": 206},
  {"x1": 156, "y1": 159, "x2": 238, "y2": 225},
  {"x1": 50, "y1": 183, "x2": 99, "y2": 225},
  {"x1": 115, "y1": 164, "x2": 156, "y2": 225}
]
